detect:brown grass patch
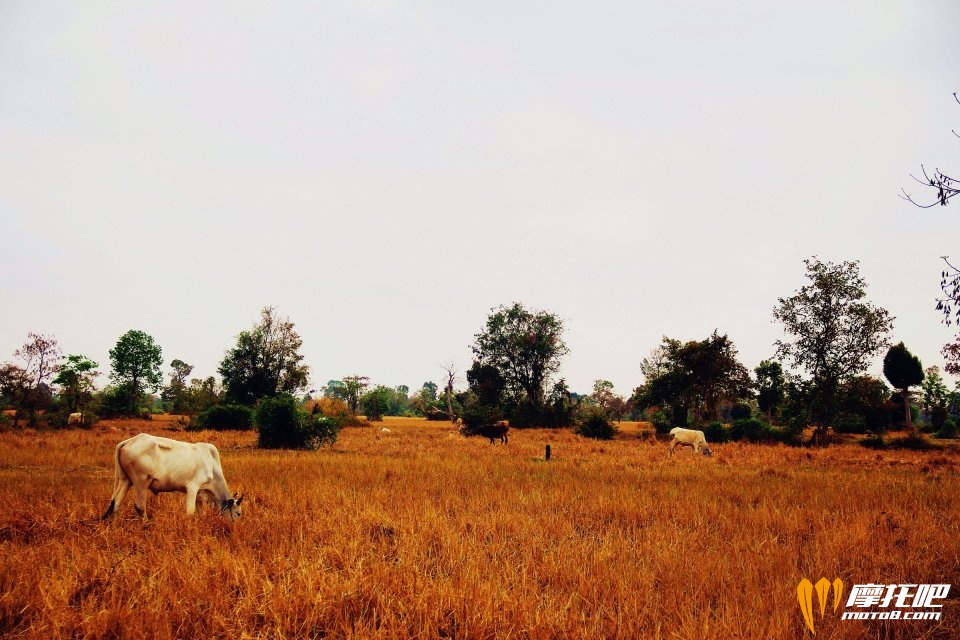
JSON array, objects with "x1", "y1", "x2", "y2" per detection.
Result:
[{"x1": 0, "y1": 417, "x2": 958, "y2": 638}]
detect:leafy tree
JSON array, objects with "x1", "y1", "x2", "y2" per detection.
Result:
[
  {"x1": 754, "y1": 359, "x2": 785, "y2": 422},
  {"x1": 161, "y1": 359, "x2": 194, "y2": 414},
  {"x1": 466, "y1": 362, "x2": 506, "y2": 407},
  {"x1": 773, "y1": 258, "x2": 893, "y2": 443},
  {"x1": 341, "y1": 375, "x2": 369, "y2": 414},
  {"x1": 323, "y1": 379, "x2": 347, "y2": 400},
  {"x1": 645, "y1": 332, "x2": 753, "y2": 426},
  {"x1": 883, "y1": 342, "x2": 924, "y2": 433},
  {"x1": 920, "y1": 366, "x2": 950, "y2": 431},
  {"x1": 361, "y1": 385, "x2": 392, "y2": 421},
  {"x1": 219, "y1": 307, "x2": 310, "y2": 405},
  {"x1": 471, "y1": 303, "x2": 568, "y2": 418},
  {"x1": 3, "y1": 333, "x2": 62, "y2": 426},
  {"x1": 109, "y1": 330, "x2": 163, "y2": 415},
  {"x1": 52, "y1": 354, "x2": 99, "y2": 415},
  {"x1": 421, "y1": 381, "x2": 438, "y2": 401},
  {"x1": 836, "y1": 375, "x2": 893, "y2": 434}
]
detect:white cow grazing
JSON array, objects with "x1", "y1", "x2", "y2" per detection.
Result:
[
  {"x1": 668, "y1": 427, "x2": 712, "y2": 457},
  {"x1": 102, "y1": 433, "x2": 242, "y2": 521},
  {"x1": 67, "y1": 412, "x2": 83, "y2": 426}
]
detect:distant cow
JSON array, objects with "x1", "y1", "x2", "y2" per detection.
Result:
[
  {"x1": 476, "y1": 420, "x2": 509, "y2": 445},
  {"x1": 68, "y1": 412, "x2": 83, "y2": 426},
  {"x1": 102, "y1": 433, "x2": 243, "y2": 521},
  {"x1": 668, "y1": 427, "x2": 712, "y2": 457}
]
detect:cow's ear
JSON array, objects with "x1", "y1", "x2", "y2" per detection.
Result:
[{"x1": 235, "y1": 494, "x2": 244, "y2": 506}]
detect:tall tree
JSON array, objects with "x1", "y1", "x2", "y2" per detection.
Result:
[
  {"x1": 161, "y1": 359, "x2": 194, "y2": 414},
  {"x1": 773, "y1": 258, "x2": 893, "y2": 443},
  {"x1": 341, "y1": 375, "x2": 369, "y2": 414},
  {"x1": 882, "y1": 342, "x2": 924, "y2": 433},
  {"x1": 109, "y1": 330, "x2": 163, "y2": 415},
  {"x1": 754, "y1": 359, "x2": 785, "y2": 422},
  {"x1": 1, "y1": 333, "x2": 62, "y2": 426},
  {"x1": 219, "y1": 307, "x2": 310, "y2": 405},
  {"x1": 471, "y1": 303, "x2": 568, "y2": 416},
  {"x1": 52, "y1": 354, "x2": 99, "y2": 415},
  {"x1": 645, "y1": 332, "x2": 752, "y2": 425}
]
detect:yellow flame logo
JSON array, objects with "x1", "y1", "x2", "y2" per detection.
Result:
[{"x1": 798, "y1": 578, "x2": 843, "y2": 634}]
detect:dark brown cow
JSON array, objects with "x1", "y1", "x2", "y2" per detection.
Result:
[{"x1": 475, "y1": 420, "x2": 509, "y2": 445}]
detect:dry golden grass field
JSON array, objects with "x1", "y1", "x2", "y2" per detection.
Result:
[{"x1": 1, "y1": 415, "x2": 959, "y2": 639}]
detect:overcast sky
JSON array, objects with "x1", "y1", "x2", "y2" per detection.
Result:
[{"x1": 1, "y1": 1, "x2": 958, "y2": 398}]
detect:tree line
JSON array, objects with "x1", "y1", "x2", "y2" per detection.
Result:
[{"x1": 2, "y1": 258, "x2": 959, "y2": 446}]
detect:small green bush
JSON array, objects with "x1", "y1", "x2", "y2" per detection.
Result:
[
  {"x1": 195, "y1": 404, "x2": 254, "y2": 431},
  {"x1": 575, "y1": 411, "x2": 618, "y2": 440},
  {"x1": 256, "y1": 395, "x2": 340, "y2": 449},
  {"x1": 886, "y1": 433, "x2": 935, "y2": 451},
  {"x1": 650, "y1": 411, "x2": 672, "y2": 435},
  {"x1": 703, "y1": 421, "x2": 730, "y2": 443}
]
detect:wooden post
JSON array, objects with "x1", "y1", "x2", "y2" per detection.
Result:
[{"x1": 545, "y1": 444, "x2": 551, "y2": 461}]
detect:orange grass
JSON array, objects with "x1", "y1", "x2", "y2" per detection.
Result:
[{"x1": 1, "y1": 417, "x2": 959, "y2": 639}]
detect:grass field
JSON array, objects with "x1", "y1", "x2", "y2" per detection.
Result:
[{"x1": 1, "y1": 416, "x2": 958, "y2": 639}]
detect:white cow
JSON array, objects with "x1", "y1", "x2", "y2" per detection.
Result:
[
  {"x1": 668, "y1": 427, "x2": 712, "y2": 457},
  {"x1": 102, "y1": 433, "x2": 242, "y2": 521},
  {"x1": 67, "y1": 412, "x2": 83, "y2": 426}
]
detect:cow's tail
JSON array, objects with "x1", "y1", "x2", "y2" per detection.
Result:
[{"x1": 102, "y1": 441, "x2": 129, "y2": 520}]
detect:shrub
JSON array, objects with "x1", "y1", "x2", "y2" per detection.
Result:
[
  {"x1": 650, "y1": 411, "x2": 672, "y2": 435},
  {"x1": 703, "y1": 421, "x2": 730, "y2": 443},
  {"x1": 256, "y1": 395, "x2": 340, "y2": 449},
  {"x1": 834, "y1": 413, "x2": 867, "y2": 434},
  {"x1": 730, "y1": 403, "x2": 752, "y2": 421},
  {"x1": 460, "y1": 402, "x2": 503, "y2": 435},
  {"x1": 935, "y1": 418, "x2": 957, "y2": 439},
  {"x1": 729, "y1": 418, "x2": 764, "y2": 442},
  {"x1": 860, "y1": 435, "x2": 887, "y2": 449},
  {"x1": 361, "y1": 386, "x2": 391, "y2": 422},
  {"x1": 887, "y1": 433, "x2": 935, "y2": 451},
  {"x1": 575, "y1": 410, "x2": 618, "y2": 440},
  {"x1": 195, "y1": 404, "x2": 254, "y2": 431}
]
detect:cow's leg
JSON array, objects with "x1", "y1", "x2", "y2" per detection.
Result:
[
  {"x1": 184, "y1": 485, "x2": 199, "y2": 516},
  {"x1": 133, "y1": 484, "x2": 150, "y2": 520},
  {"x1": 693, "y1": 442, "x2": 700, "y2": 455},
  {"x1": 668, "y1": 439, "x2": 676, "y2": 457},
  {"x1": 103, "y1": 476, "x2": 132, "y2": 520}
]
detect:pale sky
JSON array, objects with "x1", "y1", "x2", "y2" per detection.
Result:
[{"x1": 1, "y1": 1, "x2": 958, "y2": 398}]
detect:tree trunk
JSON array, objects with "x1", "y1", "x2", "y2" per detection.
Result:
[{"x1": 903, "y1": 387, "x2": 914, "y2": 433}]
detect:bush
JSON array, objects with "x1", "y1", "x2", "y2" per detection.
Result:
[
  {"x1": 729, "y1": 418, "x2": 764, "y2": 441},
  {"x1": 361, "y1": 386, "x2": 391, "y2": 422},
  {"x1": 860, "y1": 435, "x2": 887, "y2": 449},
  {"x1": 935, "y1": 418, "x2": 957, "y2": 439},
  {"x1": 886, "y1": 433, "x2": 935, "y2": 451},
  {"x1": 256, "y1": 395, "x2": 340, "y2": 449},
  {"x1": 195, "y1": 404, "x2": 254, "y2": 431},
  {"x1": 650, "y1": 411, "x2": 672, "y2": 435},
  {"x1": 460, "y1": 402, "x2": 503, "y2": 434},
  {"x1": 575, "y1": 410, "x2": 618, "y2": 440},
  {"x1": 730, "y1": 403, "x2": 752, "y2": 421},
  {"x1": 834, "y1": 413, "x2": 867, "y2": 434},
  {"x1": 703, "y1": 421, "x2": 730, "y2": 443}
]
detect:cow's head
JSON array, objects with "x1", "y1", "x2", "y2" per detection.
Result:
[
  {"x1": 702, "y1": 446, "x2": 713, "y2": 457},
  {"x1": 220, "y1": 493, "x2": 244, "y2": 520}
]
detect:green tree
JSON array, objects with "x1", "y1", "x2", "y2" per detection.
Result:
[
  {"x1": 754, "y1": 359, "x2": 785, "y2": 422},
  {"x1": 773, "y1": 258, "x2": 893, "y2": 444},
  {"x1": 219, "y1": 307, "x2": 310, "y2": 405},
  {"x1": 52, "y1": 354, "x2": 99, "y2": 415},
  {"x1": 362, "y1": 385, "x2": 392, "y2": 421},
  {"x1": 161, "y1": 359, "x2": 194, "y2": 414},
  {"x1": 920, "y1": 366, "x2": 950, "y2": 431},
  {"x1": 883, "y1": 342, "x2": 924, "y2": 433},
  {"x1": 471, "y1": 303, "x2": 568, "y2": 420},
  {"x1": 645, "y1": 332, "x2": 753, "y2": 425},
  {"x1": 341, "y1": 375, "x2": 369, "y2": 414},
  {"x1": 2, "y1": 333, "x2": 61, "y2": 426},
  {"x1": 109, "y1": 330, "x2": 163, "y2": 415}
]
